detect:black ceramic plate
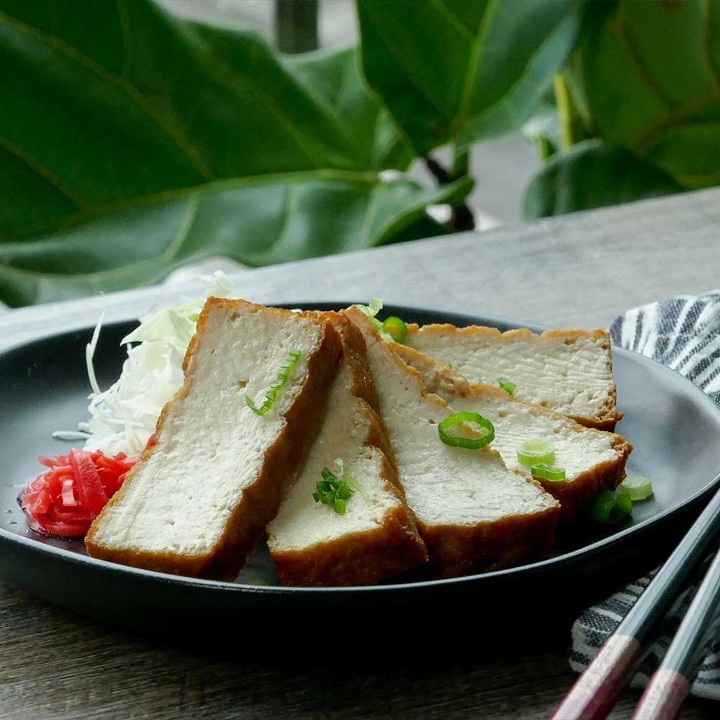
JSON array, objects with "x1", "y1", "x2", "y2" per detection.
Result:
[{"x1": 2, "y1": 303, "x2": 720, "y2": 644}]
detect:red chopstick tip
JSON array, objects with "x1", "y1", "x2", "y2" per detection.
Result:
[
  {"x1": 632, "y1": 670, "x2": 690, "y2": 720},
  {"x1": 551, "y1": 634, "x2": 642, "y2": 720}
]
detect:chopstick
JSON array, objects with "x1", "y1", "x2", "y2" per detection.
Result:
[
  {"x1": 551, "y1": 482, "x2": 720, "y2": 720},
  {"x1": 631, "y1": 541, "x2": 720, "y2": 719}
]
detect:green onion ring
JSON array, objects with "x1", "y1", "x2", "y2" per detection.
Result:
[
  {"x1": 383, "y1": 316, "x2": 408, "y2": 343},
  {"x1": 517, "y1": 439, "x2": 556, "y2": 467},
  {"x1": 438, "y1": 412, "x2": 495, "y2": 449},
  {"x1": 591, "y1": 490, "x2": 633, "y2": 524},
  {"x1": 530, "y1": 463, "x2": 566, "y2": 482},
  {"x1": 619, "y1": 475, "x2": 654, "y2": 501}
]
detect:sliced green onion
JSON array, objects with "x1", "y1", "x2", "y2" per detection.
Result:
[
  {"x1": 619, "y1": 475, "x2": 654, "y2": 501},
  {"x1": 530, "y1": 463, "x2": 566, "y2": 482},
  {"x1": 517, "y1": 439, "x2": 556, "y2": 467},
  {"x1": 591, "y1": 490, "x2": 633, "y2": 524},
  {"x1": 497, "y1": 377, "x2": 516, "y2": 396},
  {"x1": 246, "y1": 350, "x2": 301, "y2": 416},
  {"x1": 438, "y1": 412, "x2": 495, "y2": 449},
  {"x1": 313, "y1": 460, "x2": 356, "y2": 514},
  {"x1": 383, "y1": 316, "x2": 408, "y2": 343}
]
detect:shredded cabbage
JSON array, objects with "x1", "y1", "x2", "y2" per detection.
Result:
[
  {"x1": 354, "y1": 298, "x2": 396, "y2": 343},
  {"x1": 78, "y1": 272, "x2": 235, "y2": 456}
]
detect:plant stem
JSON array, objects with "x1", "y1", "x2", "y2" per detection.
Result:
[
  {"x1": 452, "y1": 147, "x2": 470, "y2": 179},
  {"x1": 554, "y1": 73, "x2": 574, "y2": 150},
  {"x1": 553, "y1": 72, "x2": 593, "y2": 151},
  {"x1": 424, "y1": 148, "x2": 475, "y2": 232},
  {"x1": 426, "y1": 156, "x2": 450, "y2": 185},
  {"x1": 275, "y1": 0, "x2": 318, "y2": 54}
]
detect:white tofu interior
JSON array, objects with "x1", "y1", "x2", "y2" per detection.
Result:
[{"x1": 88, "y1": 305, "x2": 324, "y2": 557}]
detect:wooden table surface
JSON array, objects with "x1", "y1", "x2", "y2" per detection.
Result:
[{"x1": 2, "y1": 189, "x2": 720, "y2": 719}]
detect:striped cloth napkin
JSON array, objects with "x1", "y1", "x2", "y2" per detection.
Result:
[{"x1": 570, "y1": 290, "x2": 720, "y2": 700}]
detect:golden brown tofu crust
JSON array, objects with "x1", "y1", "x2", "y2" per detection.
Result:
[
  {"x1": 85, "y1": 298, "x2": 343, "y2": 580},
  {"x1": 270, "y1": 313, "x2": 428, "y2": 587}
]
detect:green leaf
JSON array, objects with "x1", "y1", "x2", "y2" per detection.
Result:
[
  {"x1": 283, "y1": 47, "x2": 413, "y2": 172},
  {"x1": 568, "y1": 0, "x2": 720, "y2": 188},
  {"x1": 523, "y1": 140, "x2": 682, "y2": 219},
  {"x1": 0, "y1": 1, "x2": 414, "y2": 241},
  {"x1": 0, "y1": 172, "x2": 471, "y2": 306},
  {"x1": 0, "y1": 0, "x2": 474, "y2": 307},
  {"x1": 356, "y1": 0, "x2": 584, "y2": 154},
  {"x1": 0, "y1": 1, "x2": 356, "y2": 236},
  {"x1": 522, "y1": 83, "x2": 561, "y2": 160}
]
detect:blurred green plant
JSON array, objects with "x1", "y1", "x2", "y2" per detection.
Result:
[
  {"x1": 0, "y1": 0, "x2": 710, "y2": 306},
  {"x1": 523, "y1": 0, "x2": 719, "y2": 217}
]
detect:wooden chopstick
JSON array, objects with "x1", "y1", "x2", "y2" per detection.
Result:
[
  {"x1": 551, "y1": 482, "x2": 720, "y2": 720},
  {"x1": 630, "y1": 540, "x2": 720, "y2": 719}
]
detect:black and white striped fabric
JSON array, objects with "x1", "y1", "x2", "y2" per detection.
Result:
[{"x1": 570, "y1": 290, "x2": 720, "y2": 700}]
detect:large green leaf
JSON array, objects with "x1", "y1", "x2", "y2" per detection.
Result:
[
  {"x1": 0, "y1": 0, "x2": 412, "y2": 240},
  {"x1": 283, "y1": 47, "x2": 413, "y2": 172},
  {"x1": 523, "y1": 140, "x2": 682, "y2": 219},
  {"x1": 356, "y1": 0, "x2": 584, "y2": 154},
  {"x1": 568, "y1": 0, "x2": 720, "y2": 188},
  {"x1": 0, "y1": 173, "x2": 471, "y2": 306},
  {"x1": 0, "y1": 0, "x2": 473, "y2": 307}
]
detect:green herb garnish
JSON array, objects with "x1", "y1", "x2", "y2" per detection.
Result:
[
  {"x1": 591, "y1": 489, "x2": 633, "y2": 524},
  {"x1": 497, "y1": 376, "x2": 516, "y2": 395},
  {"x1": 516, "y1": 439, "x2": 556, "y2": 467},
  {"x1": 383, "y1": 316, "x2": 408, "y2": 343},
  {"x1": 354, "y1": 299, "x2": 405, "y2": 343},
  {"x1": 438, "y1": 412, "x2": 495, "y2": 449},
  {"x1": 246, "y1": 350, "x2": 301, "y2": 416},
  {"x1": 313, "y1": 460, "x2": 356, "y2": 514},
  {"x1": 619, "y1": 475, "x2": 654, "y2": 501},
  {"x1": 530, "y1": 463, "x2": 566, "y2": 482}
]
